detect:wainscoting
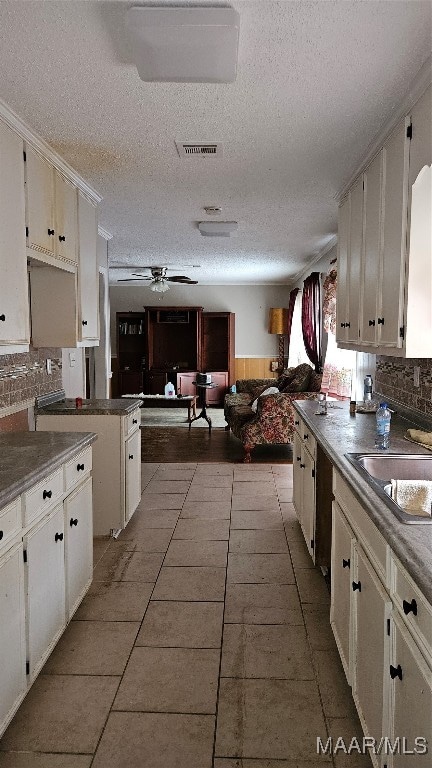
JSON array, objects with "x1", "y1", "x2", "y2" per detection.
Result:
[{"x1": 234, "y1": 358, "x2": 278, "y2": 381}]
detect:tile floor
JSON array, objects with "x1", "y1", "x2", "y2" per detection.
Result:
[{"x1": 0, "y1": 461, "x2": 372, "y2": 768}]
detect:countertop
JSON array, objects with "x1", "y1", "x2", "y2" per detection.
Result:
[
  {"x1": 0, "y1": 431, "x2": 97, "y2": 509},
  {"x1": 36, "y1": 398, "x2": 142, "y2": 416},
  {"x1": 294, "y1": 400, "x2": 432, "y2": 604}
]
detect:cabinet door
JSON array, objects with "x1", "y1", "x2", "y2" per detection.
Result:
[
  {"x1": 361, "y1": 151, "x2": 383, "y2": 344},
  {"x1": 378, "y1": 118, "x2": 410, "y2": 348},
  {"x1": 55, "y1": 171, "x2": 78, "y2": 264},
  {"x1": 177, "y1": 372, "x2": 198, "y2": 396},
  {"x1": 301, "y1": 445, "x2": 315, "y2": 560},
  {"x1": 336, "y1": 195, "x2": 350, "y2": 343},
  {"x1": 0, "y1": 122, "x2": 30, "y2": 348},
  {"x1": 206, "y1": 372, "x2": 228, "y2": 405},
  {"x1": 25, "y1": 504, "x2": 66, "y2": 679},
  {"x1": 292, "y1": 431, "x2": 302, "y2": 519},
  {"x1": 390, "y1": 613, "x2": 432, "y2": 767},
  {"x1": 125, "y1": 429, "x2": 141, "y2": 523},
  {"x1": 64, "y1": 477, "x2": 93, "y2": 620},
  {"x1": 25, "y1": 146, "x2": 55, "y2": 257},
  {"x1": 330, "y1": 502, "x2": 353, "y2": 683},
  {"x1": 0, "y1": 542, "x2": 26, "y2": 736},
  {"x1": 352, "y1": 542, "x2": 391, "y2": 746},
  {"x1": 78, "y1": 193, "x2": 99, "y2": 342},
  {"x1": 147, "y1": 371, "x2": 168, "y2": 394},
  {"x1": 346, "y1": 176, "x2": 364, "y2": 344}
]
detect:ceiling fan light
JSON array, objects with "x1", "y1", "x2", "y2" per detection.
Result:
[
  {"x1": 198, "y1": 221, "x2": 238, "y2": 237},
  {"x1": 150, "y1": 280, "x2": 170, "y2": 293}
]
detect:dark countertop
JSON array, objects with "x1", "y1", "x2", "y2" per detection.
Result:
[
  {"x1": 0, "y1": 431, "x2": 97, "y2": 509},
  {"x1": 294, "y1": 400, "x2": 432, "y2": 604},
  {"x1": 37, "y1": 398, "x2": 142, "y2": 416}
]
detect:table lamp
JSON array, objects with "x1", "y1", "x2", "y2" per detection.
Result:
[{"x1": 268, "y1": 308, "x2": 287, "y2": 372}]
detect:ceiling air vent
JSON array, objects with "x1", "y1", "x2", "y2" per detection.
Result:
[{"x1": 175, "y1": 141, "x2": 223, "y2": 159}]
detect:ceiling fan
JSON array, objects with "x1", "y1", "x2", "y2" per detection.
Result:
[{"x1": 113, "y1": 266, "x2": 199, "y2": 293}]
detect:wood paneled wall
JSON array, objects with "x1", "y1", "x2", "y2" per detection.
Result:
[{"x1": 234, "y1": 358, "x2": 278, "y2": 381}]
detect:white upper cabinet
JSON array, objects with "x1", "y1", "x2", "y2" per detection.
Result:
[
  {"x1": 77, "y1": 192, "x2": 99, "y2": 343},
  {"x1": 337, "y1": 83, "x2": 431, "y2": 357},
  {"x1": 25, "y1": 146, "x2": 56, "y2": 260},
  {"x1": 54, "y1": 170, "x2": 78, "y2": 265},
  {"x1": 0, "y1": 121, "x2": 30, "y2": 351}
]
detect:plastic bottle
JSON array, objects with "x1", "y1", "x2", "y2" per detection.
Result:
[
  {"x1": 364, "y1": 374, "x2": 373, "y2": 402},
  {"x1": 164, "y1": 382, "x2": 175, "y2": 397},
  {"x1": 375, "y1": 402, "x2": 391, "y2": 449}
]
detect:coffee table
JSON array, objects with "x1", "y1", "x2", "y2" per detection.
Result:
[{"x1": 122, "y1": 393, "x2": 197, "y2": 422}]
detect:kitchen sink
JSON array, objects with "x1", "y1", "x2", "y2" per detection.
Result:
[{"x1": 345, "y1": 453, "x2": 432, "y2": 524}]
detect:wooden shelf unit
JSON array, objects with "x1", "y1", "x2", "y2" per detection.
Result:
[{"x1": 116, "y1": 311, "x2": 146, "y2": 395}]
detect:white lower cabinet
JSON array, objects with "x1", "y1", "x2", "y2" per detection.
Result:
[
  {"x1": 125, "y1": 429, "x2": 141, "y2": 523},
  {"x1": 293, "y1": 418, "x2": 316, "y2": 561},
  {"x1": 64, "y1": 476, "x2": 93, "y2": 620},
  {"x1": 0, "y1": 542, "x2": 26, "y2": 730},
  {"x1": 25, "y1": 504, "x2": 66, "y2": 680},
  {"x1": 330, "y1": 502, "x2": 353, "y2": 682}
]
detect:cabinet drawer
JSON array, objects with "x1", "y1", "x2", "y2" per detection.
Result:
[
  {"x1": 64, "y1": 447, "x2": 92, "y2": 492},
  {"x1": 333, "y1": 470, "x2": 387, "y2": 583},
  {"x1": 125, "y1": 408, "x2": 140, "y2": 436},
  {"x1": 23, "y1": 468, "x2": 63, "y2": 526},
  {"x1": 0, "y1": 498, "x2": 21, "y2": 554},
  {"x1": 390, "y1": 553, "x2": 432, "y2": 660}
]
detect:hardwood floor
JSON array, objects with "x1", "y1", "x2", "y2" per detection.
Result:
[{"x1": 140, "y1": 426, "x2": 293, "y2": 464}]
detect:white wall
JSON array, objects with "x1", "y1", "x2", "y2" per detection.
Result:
[
  {"x1": 109, "y1": 284, "x2": 291, "y2": 357},
  {"x1": 61, "y1": 348, "x2": 85, "y2": 398}
]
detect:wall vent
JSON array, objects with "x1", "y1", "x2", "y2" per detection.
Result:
[{"x1": 175, "y1": 141, "x2": 223, "y2": 158}]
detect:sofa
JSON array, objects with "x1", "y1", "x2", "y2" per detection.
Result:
[{"x1": 224, "y1": 363, "x2": 321, "y2": 462}]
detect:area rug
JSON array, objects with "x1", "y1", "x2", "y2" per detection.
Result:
[{"x1": 140, "y1": 407, "x2": 228, "y2": 428}]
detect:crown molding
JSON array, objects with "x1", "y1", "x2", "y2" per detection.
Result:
[
  {"x1": 290, "y1": 235, "x2": 338, "y2": 286},
  {"x1": 98, "y1": 226, "x2": 113, "y2": 240},
  {"x1": 336, "y1": 56, "x2": 432, "y2": 203},
  {"x1": 0, "y1": 96, "x2": 102, "y2": 204}
]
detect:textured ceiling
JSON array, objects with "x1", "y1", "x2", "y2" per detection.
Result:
[{"x1": 0, "y1": 0, "x2": 430, "y2": 285}]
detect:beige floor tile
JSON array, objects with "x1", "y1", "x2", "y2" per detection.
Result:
[
  {"x1": 234, "y1": 465, "x2": 276, "y2": 473},
  {"x1": 173, "y1": 518, "x2": 230, "y2": 540},
  {"x1": 313, "y1": 649, "x2": 357, "y2": 719},
  {"x1": 91, "y1": 711, "x2": 214, "y2": 768},
  {"x1": 93, "y1": 537, "x2": 111, "y2": 567},
  {"x1": 215, "y1": 678, "x2": 329, "y2": 760},
  {"x1": 74, "y1": 581, "x2": 153, "y2": 621},
  {"x1": 130, "y1": 510, "x2": 180, "y2": 528},
  {"x1": 302, "y1": 604, "x2": 335, "y2": 651},
  {"x1": 233, "y1": 472, "x2": 274, "y2": 483},
  {"x1": 144, "y1": 480, "x2": 191, "y2": 494},
  {"x1": 224, "y1": 583, "x2": 303, "y2": 624},
  {"x1": 44, "y1": 621, "x2": 139, "y2": 675},
  {"x1": 289, "y1": 540, "x2": 315, "y2": 570},
  {"x1": 229, "y1": 530, "x2": 288, "y2": 554},
  {"x1": 164, "y1": 539, "x2": 228, "y2": 567},
  {"x1": 152, "y1": 566, "x2": 226, "y2": 601},
  {"x1": 230, "y1": 511, "x2": 284, "y2": 530},
  {"x1": 0, "y1": 675, "x2": 119, "y2": 754},
  {"x1": 274, "y1": 477, "x2": 294, "y2": 488},
  {"x1": 137, "y1": 494, "x2": 185, "y2": 510},
  {"x1": 327, "y1": 717, "x2": 373, "y2": 767},
  {"x1": 272, "y1": 465, "x2": 293, "y2": 475},
  {"x1": 190, "y1": 475, "x2": 233, "y2": 487},
  {"x1": 136, "y1": 601, "x2": 224, "y2": 647},
  {"x1": 113, "y1": 647, "x2": 220, "y2": 714},
  {"x1": 221, "y1": 624, "x2": 314, "y2": 680},
  {"x1": 227, "y1": 554, "x2": 295, "y2": 584},
  {"x1": 232, "y1": 483, "x2": 277, "y2": 497},
  {"x1": 93, "y1": 550, "x2": 164, "y2": 582},
  {"x1": 186, "y1": 487, "x2": 232, "y2": 501},
  {"x1": 180, "y1": 501, "x2": 231, "y2": 519},
  {"x1": 194, "y1": 465, "x2": 234, "y2": 475},
  {"x1": 152, "y1": 469, "x2": 195, "y2": 481},
  {"x1": 214, "y1": 761, "x2": 330, "y2": 767},
  {"x1": 153, "y1": 462, "x2": 197, "y2": 471},
  {"x1": 0, "y1": 756, "x2": 92, "y2": 768},
  {"x1": 280, "y1": 502, "x2": 297, "y2": 522},
  {"x1": 296, "y1": 570, "x2": 330, "y2": 605},
  {"x1": 231, "y1": 497, "x2": 280, "y2": 512},
  {"x1": 277, "y1": 489, "x2": 294, "y2": 502},
  {"x1": 284, "y1": 520, "x2": 305, "y2": 544},
  {"x1": 111, "y1": 528, "x2": 173, "y2": 552}
]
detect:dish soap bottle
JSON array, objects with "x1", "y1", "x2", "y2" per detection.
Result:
[
  {"x1": 164, "y1": 382, "x2": 175, "y2": 397},
  {"x1": 375, "y1": 402, "x2": 391, "y2": 449}
]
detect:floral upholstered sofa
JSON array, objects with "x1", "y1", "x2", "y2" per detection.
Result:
[{"x1": 224, "y1": 363, "x2": 321, "y2": 462}]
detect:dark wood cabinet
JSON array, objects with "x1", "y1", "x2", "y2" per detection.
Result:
[
  {"x1": 201, "y1": 312, "x2": 235, "y2": 403},
  {"x1": 116, "y1": 312, "x2": 146, "y2": 396},
  {"x1": 144, "y1": 307, "x2": 202, "y2": 395}
]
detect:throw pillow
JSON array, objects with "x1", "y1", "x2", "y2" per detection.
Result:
[
  {"x1": 309, "y1": 370, "x2": 323, "y2": 392},
  {"x1": 251, "y1": 386, "x2": 279, "y2": 413},
  {"x1": 248, "y1": 384, "x2": 271, "y2": 405},
  {"x1": 280, "y1": 363, "x2": 312, "y2": 392},
  {"x1": 277, "y1": 367, "x2": 296, "y2": 391}
]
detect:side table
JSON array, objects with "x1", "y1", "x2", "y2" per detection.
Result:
[{"x1": 189, "y1": 383, "x2": 218, "y2": 432}]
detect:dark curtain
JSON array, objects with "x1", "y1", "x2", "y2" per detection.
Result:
[
  {"x1": 301, "y1": 272, "x2": 323, "y2": 372},
  {"x1": 286, "y1": 287, "x2": 299, "y2": 356}
]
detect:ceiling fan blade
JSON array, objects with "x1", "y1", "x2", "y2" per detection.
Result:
[
  {"x1": 167, "y1": 277, "x2": 198, "y2": 284},
  {"x1": 131, "y1": 274, "x2": 152, "y2": 279},
  {"x1": 166, "y1": 275, "x2": 191, "y2": 281},
  {"x1": 117, "y1": 277, "x2": 150, "y2": 281}
]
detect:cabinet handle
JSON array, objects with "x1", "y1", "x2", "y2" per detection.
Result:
[
  {"x1": 342, "y1": 558, "x2": 350, "y2": 569},
  {"x1": 82, "y1": 320, "x2": 88, "y2": 326},
  {"x1": 70, "y1": 518, "x2": 78, "y2": 527},
  {"x1": 58, "y1": 235, "x2": 66, "y2": 242},
  {"x1": 377, "y1": 317, "x2": 385, "y2": 325},
  {"x1": 129, "y1": 454, "x2": 134, "y2": 459},
  {"x1": 294, "y1": 420, "x2": 299, "y2": 426},
  {"x1": 43, "y1": 489, "x2": 52, "y2": 500},
  {"x1": 402, "y1": 598, "x2": 417, "y2": 616},
  {"x1": 352, "y1": 581, "x2": 361, "y2": 592},
  {"x1": 77, "y1": 463, "x2": 85, "y2": 471},
  {"x1": 303, "y1": 434, "x2": 308, "y2": 440},
  {"x1": 0, "y1": 531, "x2": 3, "y2": 540},
  {"x1": 55, "y1": 532, "x2": 63, "y2": 542},
  {"x1": 368, "y1": 319, "x2": 375, "y2": 327},
  {"x1": 47, "y1": 228, "x2": 55, "y2": 236},
  {"x1": 340, "y1": 322, "x2": 345, "y2": 328},
  {"x1": 345, "y1": 322, "x2": 350, "y2": 328},
  {"x1": 0, "y1": 314, "x2": 5, "y2": 322},
  {"x1": 389, "y1": 664, "x2": 403, "y2": 681},
  {"x1": 300, "y1": 463, "x2": 305, "y2": 469},
  {"x1": 132, "y1": 419, "x2": 138, "y2": 424},
  {"x1": 296, "y1": 456, "x2": 301, "y2": 462}
]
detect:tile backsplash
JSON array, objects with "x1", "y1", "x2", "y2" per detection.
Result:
[
  {"x1": 375, "y1": 356, "x2": 432, "y2": 417},
  {"x1": 0, "y1": 347, "x2": 62, "y2": 410}
]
